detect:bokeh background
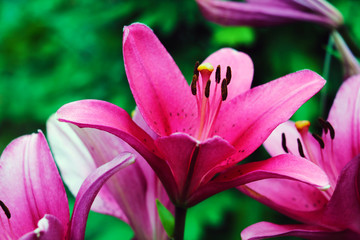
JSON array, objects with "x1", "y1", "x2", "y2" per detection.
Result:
[{"x1": 1, "y1": 0, "x2": 359, "y2": 239}]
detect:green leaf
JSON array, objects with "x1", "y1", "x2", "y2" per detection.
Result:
[
  {"x1": 156, "y1": 199, "x2": 175, "y2": 238},
  {"x1": 213, "y1": 26, "x2": 255, "y2": 46}
]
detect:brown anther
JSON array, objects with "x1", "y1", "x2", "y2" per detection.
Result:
[
  {"x1": 193, "y1": 61, "x2": 200, "y2": 77},
  {"x1": 215, "y1": 65, "x2": 221, "y2": 83},
  {"x1": 312, "y1": 133, "x2": 325, "y2": 149},
  {"x1": 205, "y1": 80, "x2": 211, "y2": 98},
  {"x1": 226, "y1": 66, "x2": 232, "y2": 85},
  {"x1": 191, "y1": 74, "x2": 198, "y2": 96},
  {"x1": 326, "y1": 121, "x2": 335, "y2": 139},
  {"x1": 281, "y1": 133, "x2": 289, "y2": 153},
  {"x1": 221, "y1": 78, "x2": 228, "y2": 101},
  {"x1": 318, "y1": 118, "x2": 328, "y2": 134},
  {"x1": 297, "y1": 138, "x2": 305, "y2": 158},
  {"x1": 0, "y1": 200, "x2": 11, "y2": 219}
]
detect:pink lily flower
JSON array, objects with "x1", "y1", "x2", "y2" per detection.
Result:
[
  {"x1": 47, "y1": 112, "x2": 173, "y2": 240},
  {"x1": 0, "y1": 131, "x2": 134, "y2": 240},
  {"x1": 56, "y1": 23, "x2": 328, "y2": 208},
  {"x1": 196, "y1": 0, "x2": 343, "y2": 29},
  {"x1": 240, "y1": 74, "x2": 360, "y2": 239}
]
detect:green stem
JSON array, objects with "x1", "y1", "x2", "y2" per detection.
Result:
[
  {"x1": 320, "y1": 33, "x2": 334, "y2": 118},
  {"x1": 337, "y1": 25, "x2": 360, "y2": 57},
  {"x1": 173, "y1": 206, "x2": 187, "y2": 240}
]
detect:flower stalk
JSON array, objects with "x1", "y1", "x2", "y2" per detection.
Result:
[{"x1": 174, "y1": 206, "x2": 187, "y2": 240}]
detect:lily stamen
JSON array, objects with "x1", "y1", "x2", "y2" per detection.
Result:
[
  {"x1": 326, "y1": 121, "x2": 335, "y2": 139},
  {"x1": 318, "y1": 118, "x2": 329, "y2": 134},
  {"x1": 297, "y1": 138, "x2": 305, "y2": 158},
  {"x1": 312, "y1": 133, "x2": 325, "y2": 149},
  {"x1": 295, "y1": 120, "x2": 320, "y2": 166},
  {"x1": 0, "y1": 200, "x2": 11, "y2": 219},
  {"x1": 226, "y1": 66, "x2": 232, "y2": 85},
  {"x1": 192, "y1": 62, "x2": 233, "y2": 140},
  {"x1": 281, "y1": 132, "x2": 289, "y2": 153}
]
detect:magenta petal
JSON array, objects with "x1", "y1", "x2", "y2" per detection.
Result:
[
  {"x1": 19, "y1": 214, "x2": 64, "y2": 240},
  {"x1": 123, "y1": 23, "x2": 197, "y2": 136},
  {"x1": 48, "y1": 115, "x2": 172, "y2": 240},
  {"x1": 155, "y1": 134, "x2": 236, "y2": 204},
  {"x1": 132, "y1": 107, "x2": 159, "y2": 140},
  {"x1": 0, "y1": 132, "x2": 69, "y2": 238},
  {"x1": 189, "y1": 136, "x2": 236, "y2": 194},
  {"x1": 57, "y1": 99, "x2": 155, "y2": 153},
  {"x1": 196, "y1": 0, "x2": 334, "y2": 27},
  {"x1": 213, "y1": 70, "x2": 325, "y2": 162},
  {"x1": 188, "y1": 154, "x2": 329, "y2": 206},
  {"x1": 203, "y1": 48, "x2": 254, "y2": 100},
  {"x1": 47, "y1": 115, "x2": 129, "y2": 221},
  {"x1": 239, "y1": 178, "x2": 327, "y2": 223},
  {"x1": 57, "y1": 99, "x2": 177, "y2": 194},
  {"x1": 322, "y1": 155, "x2": 360, "y2": 233},
  {"x1": 68, "y1": 153, "x2": 135, "y2": 240},
  {"x1": 326, "y1": 74, "x2": 360, "y2": 173},
  {"x1": 155, "y1": 133, "x2": 198, "y2": 201},
  {"x1": 241, "y1": 222, "x2": 356, "y2": 240}
]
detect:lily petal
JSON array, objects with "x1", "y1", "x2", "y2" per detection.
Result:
[
  {"x1": 0, "y1": 132, "x2": 69, "y2": 238},
  {"x1": 189, "y1": 136, "x2": 236, "y2": 195},
  {"x1": 57, "y1": 99, "x2": 178, "y2": 194},
  {"x1": 68, "y1": 153, "x2": 135, "y2": 240},
  {"x1": 241, "y1": 221, "x2": 356, "y2": 240},
  {"x1": 49, "y1": 115, "x2": 172, "y2": 240},
  {"x1": 196, "y1": 0, "x2": 335, "y2": 27},
  {"x1": 155, "y1": 133, "x2": 198, "y2": 202},
  {"x1": 19, "y1": 214, "x2": 64, "y2": 240},
  {"x1": 155, "y1": 134, "x2": 236, "y2": 203},
  {"x1": 123, "y1": 23, "x2": 197, "y2": 136},
  {"x1": 322, "y1": 155, "x2": 360, "y2": 233},
  {"x1": 238, "y1": 178, "x2": 327, "y2": 223},
  {"x1": 203, "y1": 48, "x2": 254, "y2": 100},
  {"x1": 188, "y1": 154, "x2": 329, "y2": 206},
  {"x1": 213, "y1": 70, "x2": 325, "y2": 163},
  {"x1": 132, "y1": 107, "x2": 159, "y2": 140},
  {"x1": 326, "y1": 74, "x2": 360, "y2": 174},
  {"x1": 47, "y1": 115, "x2": 128, "y2": 221}
]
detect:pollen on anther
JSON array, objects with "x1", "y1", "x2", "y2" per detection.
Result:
[
  {"x1": 221, "y1": 78, "x2": 228, "y2": 101},
  {"x1": 281, "y1": 133, "x2": 289, "y2": 153},
  {"x1": 297, "y1": 138, "x2": 305, "y2": 158},
  {"x1": 193, "y1": 61, "x2": 200, "y2": 76},
  {"x1": 215, "y1": 65, "x2": 221, "y2": 83},
  {"x1": 205, "y1": 80, "x2": 211, "y2": 98},
  {"x1": 226, "y1": 66, "x2": 232, "y2": 85},
  {"x1": 312, "y1": 133, "x2": 325, "y2": 149},
  {"x1": 0, "y1": 200, "x2": 11, "y2": 219},
  {"x1": 191, "y1": 74, "x2": 198, "y2": 95},
  {"x1": 318, "y1": 118, "x2": 328, "y2": 134},
  {"x1": 326, "y1": 121, "x2": 335, "y2": 139}
]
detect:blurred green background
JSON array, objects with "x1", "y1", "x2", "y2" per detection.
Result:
[{"x1": 1, "y1": 0, "x2": 359, "y2": 239}]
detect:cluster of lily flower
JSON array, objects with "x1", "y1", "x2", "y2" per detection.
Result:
[{"x1": 1, "y1": 0, "x2": 359, "y2": 239}]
